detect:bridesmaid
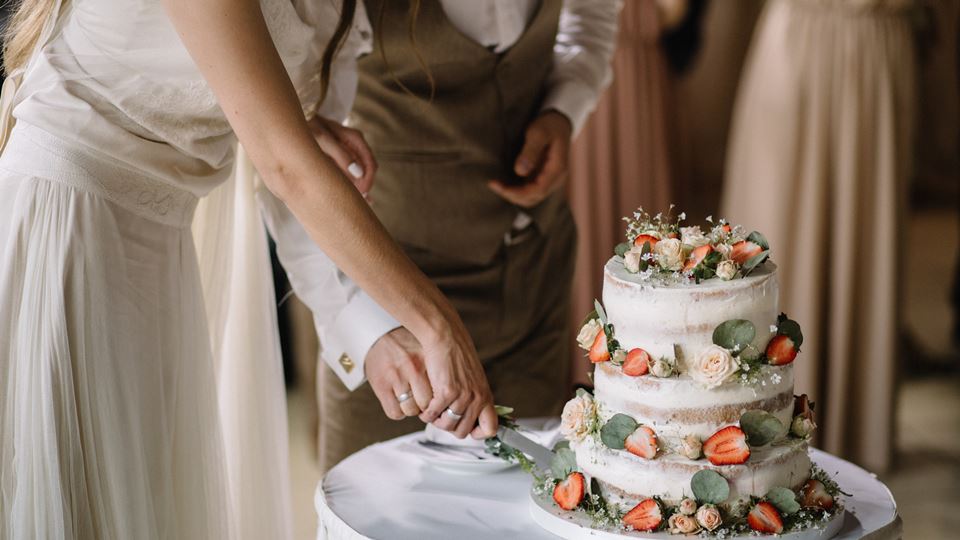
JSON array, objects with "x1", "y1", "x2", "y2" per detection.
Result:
[{"x1": 721, "y1": 0, "x2": 917, "y2": 472}]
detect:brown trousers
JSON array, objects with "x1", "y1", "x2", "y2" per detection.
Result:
[{"x1": 318, "y1": 208, "x2": 577, "y2": 472}]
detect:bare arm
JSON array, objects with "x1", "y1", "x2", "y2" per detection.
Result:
[{"x1": 162, "y1": 0, "x2": 496, "y2": 437}]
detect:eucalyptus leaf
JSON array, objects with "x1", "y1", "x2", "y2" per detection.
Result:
[
  {"x1": 712, "y1": 319, "x2": 756, "y2": 353},
  {"x1": 575, "y1": 387, "x2": 593, "y2": 399},
  {"x1": 638, "y1": 241, "x2": 652, "y2": 272},
  {"x1": 614, "y1": 242, "x2": 631, "y2": 258},
  {"x1": 746, "y1": 231, "x2": 770, "y2": 250},
  {"x1": 600, "y1": 414, "x2": 638, "y2": 450},
  {"x1": 742, "y1": 251, "x2": 770, "y2": 276},
  {"x1": 740, "y1": 410, "x2": 784, "y2": 446},
  {"x1": 765, "y1": 487, "x2": 801, "y2": 515},
  {"x1": 553, "y1": 440, "x2": 571, "y2": 452},
  {"x1": 691, "y1": 470, "x2": 730, "y2": 504},
  {"x1": 550, "y1": 447, "x2": 578, "y2": 479},
  {"x1": 776, "y1": 315, "x2": 804, "y2": 348},
  {"x1": 594, "y1": 300, "x2": 608, "y2": 326}
]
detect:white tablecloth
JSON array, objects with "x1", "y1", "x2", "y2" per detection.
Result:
[{"x1": 317, "y1": 429, "x2": 901, "y2": 540}]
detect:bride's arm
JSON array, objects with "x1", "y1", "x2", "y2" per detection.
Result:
[{"x1": 162, "y1": 0, "x2": 496, "y2": 438}]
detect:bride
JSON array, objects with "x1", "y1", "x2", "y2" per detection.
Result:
[{"x1": 0, "y1": 0, "x2": 497, "y2": 538}]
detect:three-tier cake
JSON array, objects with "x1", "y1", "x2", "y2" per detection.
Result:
[{"x1": 546, "y1": 209, "x2": 843, "y2": 537}]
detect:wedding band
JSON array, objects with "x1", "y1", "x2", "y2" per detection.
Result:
[
  {"x1": 445, "y1": 408, "x2": 463, "y2": 421},
  {"x1": 396, "y1": 392, "x2": 412, "y2": 403}
]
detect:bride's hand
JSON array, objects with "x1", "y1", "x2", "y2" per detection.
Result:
[
  {"x1": 415, "y1": 311, "x2": 498, "y2": 439},
  {"x1": 308, "y1": 116, "x2": 377, "y2": 196}
]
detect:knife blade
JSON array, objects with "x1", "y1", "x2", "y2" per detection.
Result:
[{"x1": 496, "y1": 425, "x2": 556, "y2": 471}]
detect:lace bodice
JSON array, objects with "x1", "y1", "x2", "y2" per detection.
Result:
[{"x1": 12, "y1": 0, "x2": 371, "y2": 195}]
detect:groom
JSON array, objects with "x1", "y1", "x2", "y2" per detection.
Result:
[{"x1": 316, "y1": 0, "x2": 622, "y2": 471}]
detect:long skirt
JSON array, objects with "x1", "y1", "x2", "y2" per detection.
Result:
[
  {"x1": 0, "y1": 123, "x2": 232, "y2": 538},
  {"x1": 721, "y1": 0, "x2": 916, "y2": 472}
]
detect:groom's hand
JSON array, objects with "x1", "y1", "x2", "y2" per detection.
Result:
[
  {"x1": 308, "y1": 116, "x2": 378, "y2": 197},
  {"x1": 364, "y1": 328, "x2": 433, "y2": 420},
  {"x1": 488, "y1": 110, "x2": 573, "y2": 208}
]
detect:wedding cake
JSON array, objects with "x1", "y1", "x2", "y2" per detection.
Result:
[{"x1": 547, "y1": 209, "x2": 843, "y2": 537}]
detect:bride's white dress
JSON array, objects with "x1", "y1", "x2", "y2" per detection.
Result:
[{"x1": 0, "y1": 0, "x2": 370, "y2": 538}]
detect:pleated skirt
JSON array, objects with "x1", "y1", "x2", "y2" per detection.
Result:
[{"x1": 0, "y1": 123, "x2": 232, "y2": 539}]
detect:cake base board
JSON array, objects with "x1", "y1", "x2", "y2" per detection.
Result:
[{"x1": 529, "y1": 489, "x2": 844, "y2": 540}]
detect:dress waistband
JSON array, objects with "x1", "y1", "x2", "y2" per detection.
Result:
[{"x1": 0, "y1": 123, "x2": 198, "y2": 228}]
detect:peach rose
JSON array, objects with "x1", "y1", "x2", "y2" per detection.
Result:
[
  {"x1": 560, "y1": 394, "x2": 597, "y2": 442},
  {"x1": 668, "y1": 513, "x2": 701, "y2": 535},
  {"x1": 654, "y1": 238, "x2": 684, "y2": 271},
  {"x1": 576, "y1": 319, "x2": 602, "y2": 351},
  {"x1": 695, "y1": 504, "x2": 723, "y2": 531},
  {"x1": 689, "y1": 345, "x2": 740, "y2": 389},
  {"x1": 678, "y1": 498, "x2": 698, "y2": 516},
  {"x1": 624, "y1": 246, "x2": 645, "y2": 273}
]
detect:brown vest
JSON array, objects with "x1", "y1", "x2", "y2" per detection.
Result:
[{"x1": 351, "y1": 0, "x2": 565, "y2": 265}]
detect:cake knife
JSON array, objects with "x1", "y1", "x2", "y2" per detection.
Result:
[{"x1": 496, "y1": 425, "x2": 556, "y2": 471}]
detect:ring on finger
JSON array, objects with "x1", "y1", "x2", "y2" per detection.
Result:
[
  {"x1": 396, "y1": 391, "x2": 412, "y2": 403},
  {"x1": 444, "y1": 408, "x2": 463, "y2": 421}
]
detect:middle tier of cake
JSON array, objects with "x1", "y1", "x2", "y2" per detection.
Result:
[{"x1": 593, "y1": 361, "x2": 795, "y2": 446}]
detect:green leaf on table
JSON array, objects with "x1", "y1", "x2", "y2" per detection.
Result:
[
  {"x1": 614, "y1": 242, "x2": 632, "y2": 258},
  {"x1": 600, "y1": 414, "x2": 638, "y2": 450},
  {"x1": 746, "y1": 231, "x2": 770, "y2": 250},
  {"x1": 712, "y1": 319, "x2": 756, "y2": 354},
  {"x1": 740, "y1": 410, "x2": 784, "y2": 447},
  {"x1": 691, "y1": 470, "x2": 730, "y2": 505},
  {"x1": 551, "y1": 447, "x2": 578, "y2": 479},
  {"x1": 765, "y1": 487, "x2": 801, "y2": 515},
  {"x1": 742, "y1": 251, "x2": 770, "y2": 276}
]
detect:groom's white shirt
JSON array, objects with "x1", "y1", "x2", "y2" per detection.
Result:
[{"x1": 276, "y1": 0, "x2": 623, "y2": 390}]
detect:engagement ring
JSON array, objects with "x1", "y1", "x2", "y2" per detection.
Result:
[{"x1": 444, "y1": 408, "x2": 463, "y2": 421}]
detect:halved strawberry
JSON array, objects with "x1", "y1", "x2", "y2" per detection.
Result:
[
  {"x1": 588, "y1": 331, "x2": 610, "y2": 363},
  {"x1": 683, "y1": 244, "x2": 714, "y2": 272},
  {"x1": 625, "y1": 425, "x2": 658, "y2": 459},
  {"x1": 623, "y1": 498, "x2": 663, "y2": 532},
  {"x1": 703, "y1": 426, "x2": 750, "y2": 465},
  {"x1": 622, "y1": 348, "x2": 650, "y2": 376},
  {"x1": 730, "y1": 240, "x2": 763, "y2": 265},
  {"x1": 553, "y1": 472, "x2": 586, "y2": 510},
  {"x1": 748, "y1": 501, "x2": 784, "y2": 534},
  {"x1": 766, "y1": 335, "x2": 798, "y2": 365},
  {"x1": 633, "y1": 234, "x2": 659, "y2": 249},
  {"x1": 800, "y1": 479, "x2": 835, "y2": 510}
]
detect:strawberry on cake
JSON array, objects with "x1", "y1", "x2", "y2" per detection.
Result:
[{"x1": 544, "y1": 208, "x2": 844, "y2": 537}]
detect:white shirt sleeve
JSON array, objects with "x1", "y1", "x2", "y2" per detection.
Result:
[
  {"x1": 254, "y1": 5, "x2": 391, "y2": 392},
  {"x1": 256, "y1": 188, "x2": 400, "y2": 391},
  {"x1": 542, "y1": 0, "x2": 624, "y2": 135}
]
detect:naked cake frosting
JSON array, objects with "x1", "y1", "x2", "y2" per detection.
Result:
[{"x1": 541, "y1": 209, "x2": 844, "y2": 537}]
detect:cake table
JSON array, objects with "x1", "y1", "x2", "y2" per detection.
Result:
[{"x1": 315, "y1": 428, "x2": 901, "y2": 540}]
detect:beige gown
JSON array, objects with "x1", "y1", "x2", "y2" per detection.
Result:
[{"x1": 721, "y1": 0, "x2": 916, "y2": 472}]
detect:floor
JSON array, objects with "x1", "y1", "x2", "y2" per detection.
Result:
[{"x1": 287, "y1": 208, "x2": 960, "y2": 539}]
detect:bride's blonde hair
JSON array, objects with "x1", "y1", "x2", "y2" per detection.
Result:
[{"x1": 3, "y1": 0, "x2": 66, "y2": 73}]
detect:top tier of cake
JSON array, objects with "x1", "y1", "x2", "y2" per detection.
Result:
[{"x1": 602, "y1": 258, "x2": 780, "y2": 373}]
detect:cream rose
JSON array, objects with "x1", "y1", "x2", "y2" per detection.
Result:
[
  {"x1": 680, "y1": 226, "x2": 710, "y2": 248},
  {"x1": 791, "y1": 415, "x2": 817, "y2": 438},
  {"x1": 561, "y1": 394, "x2": 597, "y2": 442},
  {"x1": 624, "y1": 246, "x2": 644, "y2": 273},
  {"x1": 716, "y1": 260, "x2": 738, "y2": 281},
  {"x1": 695, "y1": 504, "x2": 723, "y2": 531},
  {"x1": 678, "y1": 498, "x2": 698, "y2": 516},
  {"x1": 650, "y1": 357, "x2": 674, "y2": 378},
  {"x1": 576, "y1": 319, "x2": 602, "y2": 351},
  {"x1": 689, "y1": 345, "x2": 740, "y2": 389},
  {"x1": 654, "y1": 238, "x2": 684, "y2": 271},
  {"x1": 714, "y1": 242, "x2": 732, "y2": 260},
  {"x1": 679, "y1": 435, "x2": 702, "y2": 460},
  {"x1": 668, "y1": 513, "x2": 701, "y2": 535}
]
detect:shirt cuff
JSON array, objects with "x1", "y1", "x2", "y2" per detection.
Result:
[
  {"x1": 318, "y1": 291, "x2": 401, "y2": 391},
  {"x1": 541, "y1": 79, "x2": 599, "y2": 137}
]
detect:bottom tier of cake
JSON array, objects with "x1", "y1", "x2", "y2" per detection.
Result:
[{"x1": 572, "y1": 437, "x2": 811, "y2": 507}]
